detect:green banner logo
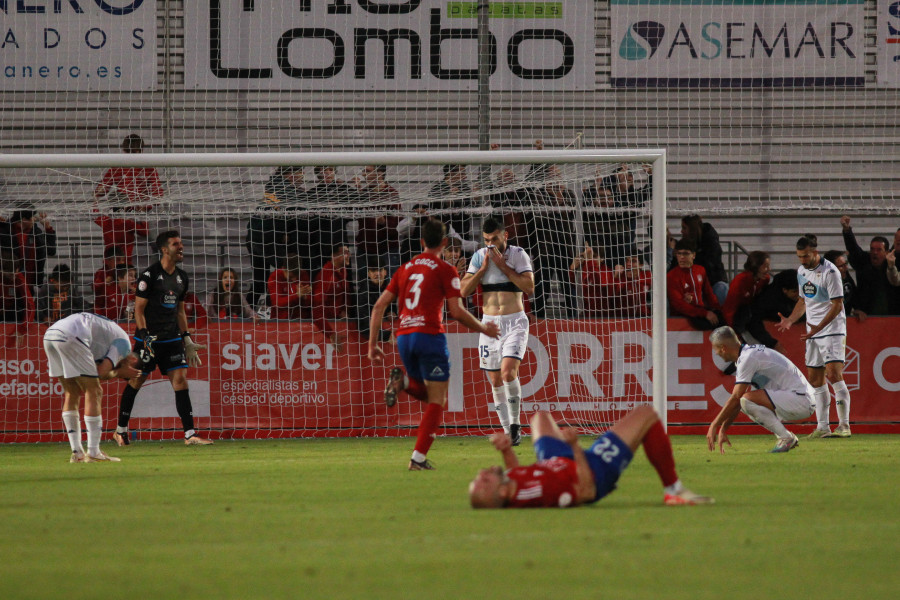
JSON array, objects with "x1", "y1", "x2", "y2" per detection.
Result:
[{"x1": 446, "y1": 2, "x2": 563, "y2": 18}]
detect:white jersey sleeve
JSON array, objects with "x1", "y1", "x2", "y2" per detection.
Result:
[
  {"x1": 467, "y1": 246, "x2": 533, "y2": 293},
  {"x1": 734, "y1": 344, "x2": 810, "y2": 394}
]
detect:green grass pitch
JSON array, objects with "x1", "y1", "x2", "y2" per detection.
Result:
[{"x1": 2, "y1": 434, "x2": 899, "y2": 600}]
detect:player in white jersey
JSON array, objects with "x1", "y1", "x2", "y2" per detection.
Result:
[
  {"x1": 776, "y1": 234, "x2": 852, "y2": 439},
  {"x1": 707, "y1": 326, "x2": 815, "y2": 454},
  {"x1": 461, "y1": 217, "x2": 535, "y2": 445},
  {"x1": 42, "y1": 313, "x2": 141, "y2": 463}
]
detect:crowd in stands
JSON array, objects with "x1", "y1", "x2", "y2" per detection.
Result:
[{"x1": 3, "y1": 134, "x2": 899, "y2": 354}]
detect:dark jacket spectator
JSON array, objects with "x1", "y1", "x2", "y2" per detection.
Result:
[
  {"x1": 722, "y1": 251, "x2": 782, "y2": 351},
  {"x1": 841, "y1": 216, "x2": 896, "y2": 315},
  {"x1": 304, "y1": 166, "x2": 356, "y2": 275},
  {"x1": 11, "y1": 208, "x2": 56, "y2": 291},
  {"x1": 604, "y1": 163, "x2": 652, "y2": 266},
  {"x1": 823, "y1": 250, "x2": 861, "y2": 320},
  {"x1": 0, "y1": 251, "x2": 35, "y2": 341},
  {"x1": 428, "y1": 164, "x2": 473, "y2": 240},
  {"x1": 583, "y1": 175, "x2": 629, "y2": 267},
  {"x1": 354, "y1": 165, "x2": 401, "y2": 274},
  {"x1": 36, "y1": 264, "x2": 90, "y2": 323},
  {"x1": 245, "y1": 167, "x2": 295, "y2": 307},
  {"x1": 352, "y1": 262, "x2": 392, "y2": 343},
  {"x1": 752, "y1": 269, "x2": 801, "y2": 323},
  {"x1": 530, "y1": 166, "x2": 577, "y2": 317},
  {"x1": 490, "y1": 169, "x2": 532, "y2": 250}
]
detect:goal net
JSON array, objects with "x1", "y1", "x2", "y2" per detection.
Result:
[{"x1": 0, "y1": 150, "x2": 667, "y2": 442}]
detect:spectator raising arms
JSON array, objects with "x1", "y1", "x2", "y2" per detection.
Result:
[
  {"x1": 205, "y1": 267, "x2": 257, "y2": 321},
  {"x1": 267, "y1": 253, "x2": 312, "y2": 320},
  {"x1": 840, "y1": 216, "x2": 898, "y2": 315},
  {"x1": 93, "y1": 134, "x2": 163, "y2": 210},
  {"x1": 667, "y1": 239, "x2": 723, "y2": 330}
]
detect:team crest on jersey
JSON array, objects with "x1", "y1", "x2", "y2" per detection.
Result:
[
  {"x1": 176, "y1": 276, "x2": 182, "y2": 284},
  {"x1": 803, "y1": 281, "x2": 817, "y2": 298},
  {"x1": 138, "y1": 281, "x2": 147, "y2": 292}
]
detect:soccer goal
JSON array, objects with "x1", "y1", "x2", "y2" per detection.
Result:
[{"x1": 0, "y1": 149, "x2": 667, "y2": 442}]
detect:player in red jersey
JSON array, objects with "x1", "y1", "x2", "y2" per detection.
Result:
[
  {"x1": 469, "y1": 406, "x2": 714, "y2": 508},
  {"x1": 369, "y1": 219, "x2": 500, "y2": 470}
]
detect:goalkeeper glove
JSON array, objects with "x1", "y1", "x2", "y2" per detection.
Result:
[{"x1": 182, "y1": 332, "x2": 207, "y2": 368}]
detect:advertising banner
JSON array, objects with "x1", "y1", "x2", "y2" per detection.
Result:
[
  {"x1": 0, "y1": 0, "x2": 157, "y2": 91},
  {"x1": 3, "y1": 318, "x2": 899, "y2": 441},
  {"x1": 610, "y1": 0, "x2": 865, "y2": 88},
  {"x1": 878, "y1": 0, "x2": 900, "y2": 86},
  {"x1": 184, "y1": 0, "x2": 594, "y2": 90}
]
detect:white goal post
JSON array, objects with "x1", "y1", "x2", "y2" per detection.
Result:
[{"x1": 0, "y1": 149, "x2": 668, "y2": 440}]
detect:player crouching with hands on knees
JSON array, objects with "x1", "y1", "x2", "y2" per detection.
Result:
[
  {"x1": 469, "y1": 407, "x2": 713, "y2": 508},
  {"x1": 43, "y1": 312, "x2": 143, "y2": 463},
  {"x1": 707, "y1": 326, "x2": 816, "y2": 454}
]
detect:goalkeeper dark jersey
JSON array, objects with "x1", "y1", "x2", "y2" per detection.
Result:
[{"x1": 136, "y1": 261, "x2": 188, "y2": 339}]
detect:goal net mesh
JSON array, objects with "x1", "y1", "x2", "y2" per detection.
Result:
[{"x1": 0, "y1": 159, "x2": 658, "y2": 441}]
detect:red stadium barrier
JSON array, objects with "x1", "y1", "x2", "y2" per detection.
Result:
[{"x1": 2, "y1": 317, "x2": 898, "y2": 442}]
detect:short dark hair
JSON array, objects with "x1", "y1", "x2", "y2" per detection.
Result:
[
  {"x1": 314, "y1": 166, "x2": 332, "y2": 179},
  {"x1": 442, "y1": 164, "x2": 462, "y2": 176},
  {"x1": 372, "y1": 165, "x2": 386, "y2": 176},
  {"x1": 674, "y1": 239, "x2": 696, "y2": 252},
  {"x1": 121, "y1": 134, "x2": 144, "y2": 154},
  {"x1": 49, "y1": 264, "x2": 72, "y2": 284},
  {"x1": 871, "y1": 236, "x2": 889, "y2": 249},
  {"x1": 103, "y1": 245, "x2": 126, "y2": 259},
  {"x1": 283, "y1": 253, "x2": 303, "y2": 274},
  {"x1": 823, "y1": 250, "x2": 846, "y2": 265},
  {"x1": 422, "y1": 219, "x2": 447, "y2": 249},
  {"x1": 796, "y1": 234, "x2": 818, "y2": 250},
  {"x1": 155, "y1": 230, "x2": 180, "y2": 251},
  {"x1": 331, "y1": 243, "x2": 348, "y2": 257},
  {"x1": 743, "y1": 251, "x2": 770, "y2": 273},
  {"x1": 481, "y1": 217, "x2": 504, "y2": 235}
]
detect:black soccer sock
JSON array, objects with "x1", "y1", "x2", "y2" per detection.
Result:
[
  {"x1": 118, "y1": 384, "x2": 139, "y2": 429},
  {"x1": 175, "y1": 388, "x2": 195, "y2": 433}
]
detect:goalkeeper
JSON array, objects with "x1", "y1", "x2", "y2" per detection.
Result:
[{"x1": 114, "y1": 230, "x2": 213, "y2": 446}]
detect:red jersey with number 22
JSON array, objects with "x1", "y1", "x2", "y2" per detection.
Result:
[
  {"x1": 506, "y1": 457, "x2": 578, "y2": 508},
  {"x1": 386, "y1": 253, "x2": 462, "y2": 336}
]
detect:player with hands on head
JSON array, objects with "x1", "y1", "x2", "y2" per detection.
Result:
[
  {"x1": 114, "y1": 230, "x2": 212, "y2": 447},
  {"x1": 707, "y1": 326, "x2": 815, "y2": 454},
  {"x1": 460, "y1": 217, "x2": 535, "y2": 446},
  {"x1": 368, "y1": 219, "x2": 500, "y2": 471},
  {"x1": 43, "y1": 312, "x2": 143, "y2": 463},
  {"x1": 469, "y1": 406, "x2": 713, "y2": 508},
  {"x1": 776, "y1": 234, "x2": 851, "y2": 439}
]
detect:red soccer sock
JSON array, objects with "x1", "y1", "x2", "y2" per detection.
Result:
[
  {"x1": 642, "y1": 420, "x2": 679, "y2": 488},
  {"x1": 406, "y1": 378, "x2": 428, "y2": 401},
  {"x1": 413, "y1": 403, "x2": 443, "y2": 457}
]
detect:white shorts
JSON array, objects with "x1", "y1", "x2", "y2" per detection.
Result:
[
  {"x1": 768, "y1": 389, "x2": 816, "y2": 422},
  {"x1": 479, "y1": 311, "x2": 529, "y2": 371},
  {"x1": 805, "y1": 335, "x2": 846, "y2": 369},
  {"x1": 43, "y1": 333, "x2": 98, "y2": 379}
]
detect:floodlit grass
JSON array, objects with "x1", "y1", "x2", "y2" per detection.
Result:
[{"x1": 2, "y1": 434, "x2": 898, "y2": 600}]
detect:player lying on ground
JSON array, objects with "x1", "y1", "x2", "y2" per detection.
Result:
[
  {"x1": 468, "y1": 406, "x2": 713, "y2": 508},
  {"x1": 369, "y1": 219, "x2": 501, "y2": 470},
  {"x1": 43, "y1": 312, "x2": 142, "y2": 463},
  {"x1": 707, "y1": 326, "x2": 815, "y2": 454}
]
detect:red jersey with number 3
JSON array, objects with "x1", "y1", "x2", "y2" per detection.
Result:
[
  {"x1": 506, "y1": 457, "x2": 578, "y2": 508},
  {"x1": 386, "y1": 253, "x2": 462, "y2": 336}
]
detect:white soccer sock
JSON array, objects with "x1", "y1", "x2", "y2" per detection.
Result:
[
  {"x1": 740, "y1": 398, "x2": 791, "y2": 440},
  {"x1": 492, "y1": 386, "x2": 510, "y2": 433},
  {"x1": 831, "y1": 380, "x2": 851, "y2": 426},
  {"x1": 84, "y1": 415, "x2": 102, "y2": 454},
  {"x1": 62, "y1": 411, "x2": 83, "y2": 454},
  {"x1": 411, "y1": 450, "x2": 427, "y2": 463},
  {"x1": 504, "y1": 379, "x2": 522, "y2": 426},
  {"x1": 663, "y1": 480, "x2": 684, "y2": 495},
  {"x1": 813, "y1": 385, "x2": 831, "y2": 431}
]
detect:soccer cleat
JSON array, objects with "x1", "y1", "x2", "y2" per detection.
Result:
[
  {"x1": 770, "y1": 433, "x2": 799, "y2": 453},
  {"x1": 509, "y1": 424, "x2": 522, "y2": 447},
  {"x1": 664, "y1": 488, "x2": 715, "y2": 506},
  {"x1": 85, "y1": 451, "x2": 121, "y2": 463},
  {"x1": 185, "y1": 435, "x2": 214, "y2": 446},
  {"x1": 384, "y1": 367, "x2": 404, "y2": 408},
  {"x1": 408, "y1": 458, "x2": 435, "y2": 471},
  {"x1": 70, "y1": 451, "x2": 86, "y2": 463},
  {"x1": 807, "y1": 428, "x2": 831, "y2": 440},
  {"x1": 113, "y1": 430, "x2": 130, "y2": 446},
  {"x1": 827, "y1": 424, "x2": 852, "y2": 438}
]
